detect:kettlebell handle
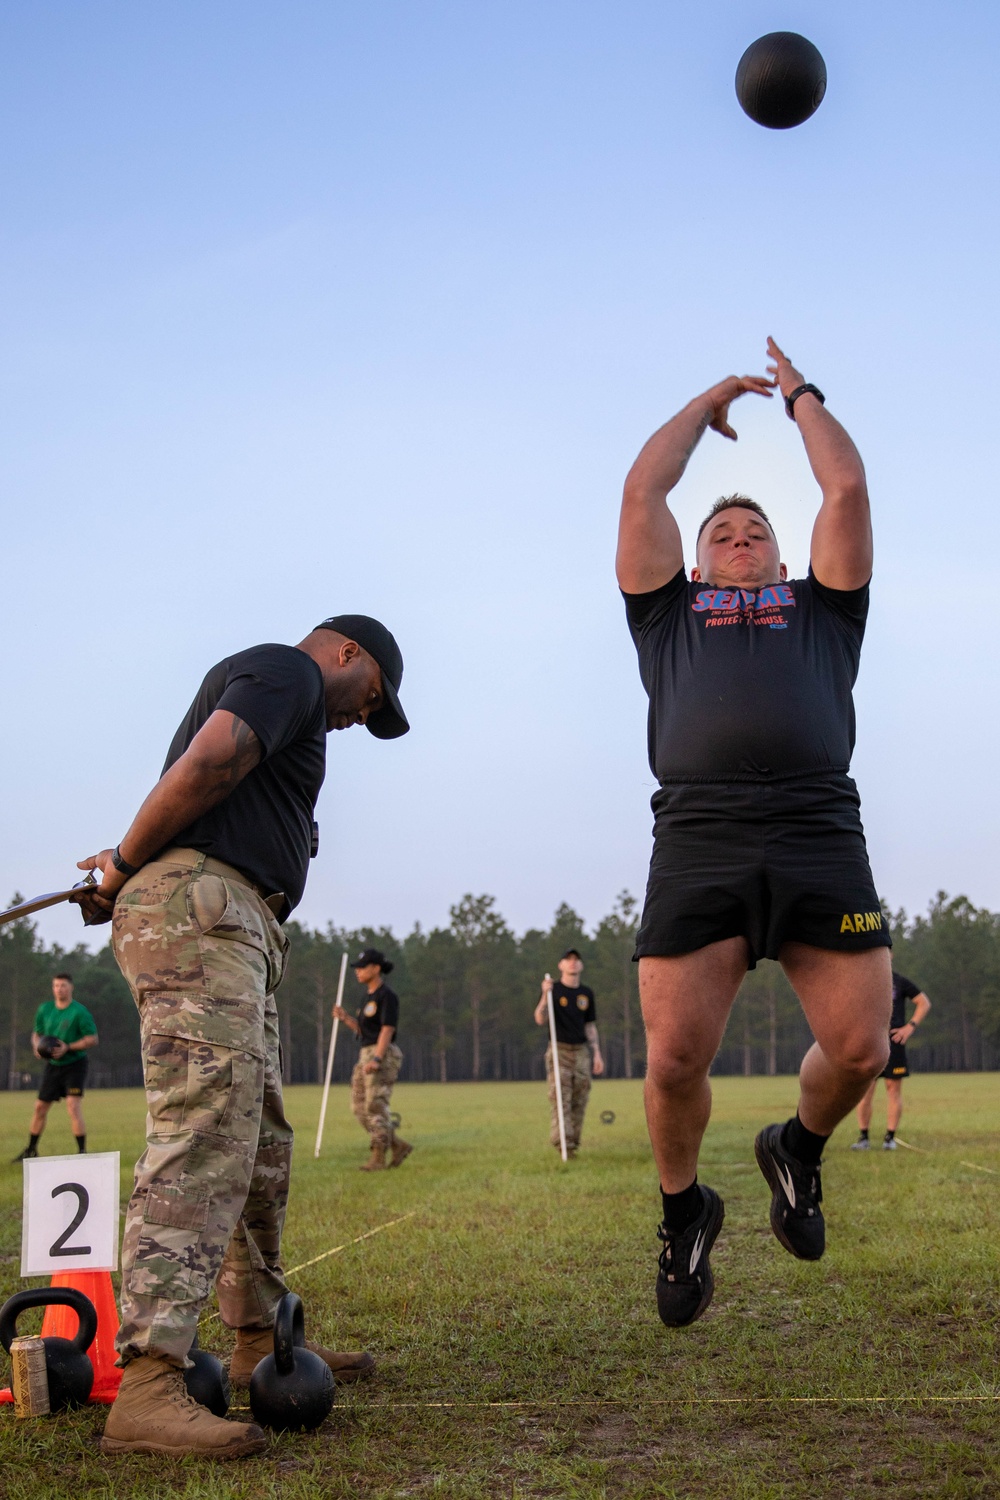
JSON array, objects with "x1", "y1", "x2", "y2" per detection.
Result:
[
  {"x1": 272, "y1": 1292, "x2": 305, "y2": 1377},
  {"x1": 0, "y1": 1287, "x2": 98, "y2": 1355}
]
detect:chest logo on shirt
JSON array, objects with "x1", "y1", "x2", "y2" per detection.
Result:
[
  {"x1": 692, "y1": 584, "x2": 795, "y2": 630},
  {"x1": 363, "y1": 1001, "x2": 378, "y2": 1017},
  {"x1": 559, "y1": 996, "x2": 568, "y2": 1006},
  {"x1": 576, "y1": 996, "x2": 589, "y2": 1010}
]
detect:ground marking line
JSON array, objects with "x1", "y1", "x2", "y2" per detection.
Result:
[
  {"x1": 284, "y1": 1210, "x2": 417, "y2": 1275},
  {"x1": 231, "y1": 1395, "x2": 1000, "y2": 1411},
  {"x1": 198, "y1": 1210, "x2": 416, "y2": 1326},
  {"x1": 960, "y1": 1160, "x2": 999, "y2": 1175},
  {"x1": 892, "y1": 1138, "x2": 927, "y2": 1153}
]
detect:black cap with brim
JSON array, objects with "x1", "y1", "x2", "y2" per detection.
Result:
[
  {"x1": 352, "y1": 947, "x2": 393, "y2": 973},
  {"x1": 314, "y1": 613, "x2": 409, "y2": 739}
]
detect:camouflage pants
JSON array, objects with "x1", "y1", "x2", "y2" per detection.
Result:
[
  {"x1": 351, "y1": 1044, "x2": 402, "y2": 1147},
  {"x1": 545, "y1": 1043, "x2": 592, "y2": 1150},
  {"x1": 111, "y1": 848, "x2": 291, "y2": 1368}
]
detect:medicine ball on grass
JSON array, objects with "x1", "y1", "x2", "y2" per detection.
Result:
[{"x1": 736, "y1": 32, "x2": 827, "y2": 129}]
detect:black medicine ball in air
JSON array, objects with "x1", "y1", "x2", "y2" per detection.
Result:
[{"x1": 736, "y1": 32, "x2": 827, "y2": 129}]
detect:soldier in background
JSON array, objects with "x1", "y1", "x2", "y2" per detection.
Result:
[
  {"x1": 334, "y1": 947, "x2": 412, "y2": 1171},
  {"x1": 73, "y1": 613, "x2": 407, "y2": 1458},
  {"x1": 852, "y1": 971, "x2": 931, "y2": 1150},
  {"x1": 12, "y1": 972, "x2": 98, "y2": 1161},
  {"x1": 535, "y1": 949, "x2": 605, "y2": 1157}
]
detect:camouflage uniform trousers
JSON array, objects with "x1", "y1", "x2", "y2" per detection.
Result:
[
  {"x1": 111, "y1": 847, "x2": 291, "y2": 1369},
  {"x1": 545, "y1": 1042, "x2": 592, "y2": 1151},
  {"x1": 351, "y1": 1043, "x2": 403, "y2": 1147}
]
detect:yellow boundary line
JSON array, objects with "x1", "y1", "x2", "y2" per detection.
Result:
[
  {"x1": 284, "y1": 1211, "x2": 416, "y2": 1275},
  {"x1": 233, "y1": 1395, "x2": 999, "y2": 1410},
  {"x1": 960, "y1": 1160, "x2": 999, "y2": 1175},
  {"x1": 199, "y1": 1210, "x2": 416, "y2": 1326}
]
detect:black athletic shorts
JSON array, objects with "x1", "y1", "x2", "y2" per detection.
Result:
[
  {"x1": 38, "y1": 1058, "x2": 88, "y2": 1102},
  {"x1": 634, "y1": 772, "x2": 891, "y2": 970},
  {"x1": 881, "y1": 1041, "x2": 909, "y2": 1079}
]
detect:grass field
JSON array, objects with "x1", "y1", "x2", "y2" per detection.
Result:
[{"x1": 0, "y1": 1074, "x2": 997, "y2": 1499}]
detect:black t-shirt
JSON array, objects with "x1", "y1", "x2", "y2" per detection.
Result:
[
  {"x1": 890, "y1": 971, "x2": 921, "y2": 1031},
  {"x1": 550, "y1": 983, "x2": 596, "y2": 1045},
  {"x1": 356, "y1": 985, "x2": 400, "y2": 1046},
  {"x1": 162, "y1": 645, "x2": 327, "y2": 915},
  {"x1": 623, "y1": 568, "x2": 869, "y2": 781}
]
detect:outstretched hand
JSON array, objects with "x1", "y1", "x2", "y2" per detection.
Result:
[
  {"x1": 765, "y1": 337, "x2": 806, "y2": 401},
  {"x1": 704, "y1": 372, "x2": 776, "y2": 441}
]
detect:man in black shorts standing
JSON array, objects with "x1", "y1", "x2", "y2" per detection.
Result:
[
  {"x1": 853, "y1": 971, "x2": 931, "y2": 1151},
  {"x1": 12, "y1": 972, "x2": 98, "y2": 1161},
  {"x1": 617, "y1": 337, "x2": 892, "y2": 1328}
]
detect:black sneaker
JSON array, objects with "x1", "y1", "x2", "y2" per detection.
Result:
[
  {"x1": 655, "y1": 1185, "x2": 725, "y2": 1327},
  {"x1": 754, "y1": 1123, "x2": 825, "y2": 1261},
  {"x1": 11, "y1": 1146, "x2": 37, "y2": 1164}
]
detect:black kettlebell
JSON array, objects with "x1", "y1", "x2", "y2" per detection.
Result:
[
  {"x1": 249, "y1": 1293, "x2": 335, "y2": 1432},
  {"x1": 183, "y1": 1330, "x2": 230, "y2": 1417},
  {"x1": 0, "y1": 1287, "x2": 97, "y2": 1410}
]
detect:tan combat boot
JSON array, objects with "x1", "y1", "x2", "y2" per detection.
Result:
[
  {"x1": 359, "y1": 1141, "x2": 387, "y2": 1171},
  {"x1": 389, "y1": 1137, "x2": 413, "y2": 1168},
  {"x1": 101, "y1": 1353, "x2": 266, "y2": 1458},
  {"x1": 229, "y1": 1325, "x2": 376, "y2": 1389}
]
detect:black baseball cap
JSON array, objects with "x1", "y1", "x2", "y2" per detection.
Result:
[
  {"x1": 315, "y1": 613, "x2": 409, "y2": 740},
  {"x1": 560, "y1": 948, "x2": 582, "y2": 961},
  {"x1": 352, "y1": 947, "x2": 394, "y2": 974}
]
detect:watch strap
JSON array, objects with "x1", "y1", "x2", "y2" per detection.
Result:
[
  {"x1": 111, "y1": 845, "x2": 141, "y2": 878},
  {"x1": 785, "y1": 382, "x2": 826, "y2": 419}
]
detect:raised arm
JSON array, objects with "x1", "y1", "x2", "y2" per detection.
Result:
[
  {"x1": 73, "y1": 708, "x2": 264, "y2": 922},
  {"x1": 766, "y1": 337, "x2": 871, "y2": 591},
  {"x1": 616, "y1": 374, "x2": 776, "y2": 594}
]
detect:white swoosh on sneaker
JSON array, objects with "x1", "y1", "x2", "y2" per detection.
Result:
[
  {"x1": 689, "y1": 1227, "x2": 707, "y2": 1273},
  {"x1": 776, "y1": 1162, "x2": 796, "y2": 1209}
]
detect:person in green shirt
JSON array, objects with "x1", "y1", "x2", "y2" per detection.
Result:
[{"x1": 12, "y1": 972, "x2": 99, "y2": 1161}]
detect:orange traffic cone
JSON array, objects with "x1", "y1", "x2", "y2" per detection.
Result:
[
  {"x1": 42, "y1": 1270, "x2": 122, "y2": 1402},
  {"x1": 0, "y1": 1271, "x2": 122, "y2": 1406}
]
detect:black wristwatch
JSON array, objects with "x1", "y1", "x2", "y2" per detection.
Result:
[
  {"x1": 785, "y1": 382, "x2": 825, "y2": 420},
  {"x1": 111, "y1": 845, "x2": 141, "y2": 878}
]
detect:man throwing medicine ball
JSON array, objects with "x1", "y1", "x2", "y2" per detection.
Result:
[
  {"x1": 616, "y1": 338, "x2": 892, "y2": 1328},
  {"x1": 534, "y1": 949, "x2": 604, "y2": 1156},
  {"x1": 72, "y1": 614, "x2": 408, "y2": 1458},
  {"x1": 12, "y1": 972, "x2": 98, "y2": 1161}
]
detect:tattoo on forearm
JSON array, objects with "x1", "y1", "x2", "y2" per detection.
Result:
[
  {"x1": 679, "y1": 412, "x2": 710, "y2": 474},
  {"x1": 211, "y1": 717, "x2": 261, "y2": 792}
]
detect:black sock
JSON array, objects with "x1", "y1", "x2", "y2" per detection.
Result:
[
  {"x1": 884, "y1": 1129, "x2": 895, "y2": 1141},
  {"x1": 858, "y1": 1128, "x2": 869, "y2": 1140},
  {"x1": 28, "y1": 1133, "x2": 40, "y2": 1150},
  {"x1": 661, "y1": 1179, "x2": 702, "y2": 1234},
  {"x1": 75, "y1": 1134, "x2": 86, "y2": 1153},
  {"x1": 782, "y1": 1114, "x2": 829, "y2": 1166}
]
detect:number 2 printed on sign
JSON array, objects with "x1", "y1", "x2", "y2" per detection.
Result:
[{"x1": 49, "y1": 1184, "x2": 92, "y2": 1258}]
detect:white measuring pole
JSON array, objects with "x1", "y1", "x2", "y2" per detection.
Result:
[
  {"x1": 544, "y1": 971, "x2": 568, "y2": 1162},
  {"x1": 314, "y1": 952, "x2": 348, "y2": 1159}
]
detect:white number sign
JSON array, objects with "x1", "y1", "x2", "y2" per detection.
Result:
[{"x1": 21, "y1": 1152, "x2": 121, "y2": 1275}]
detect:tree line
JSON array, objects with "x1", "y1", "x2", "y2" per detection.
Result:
[{"x1": 0, "y1": 889, "x2": 997, "y2": 1090}]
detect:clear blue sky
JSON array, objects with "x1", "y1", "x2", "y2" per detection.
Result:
[{"x1": 2, "y1": 1, "x2": 998, "y2": 950}]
